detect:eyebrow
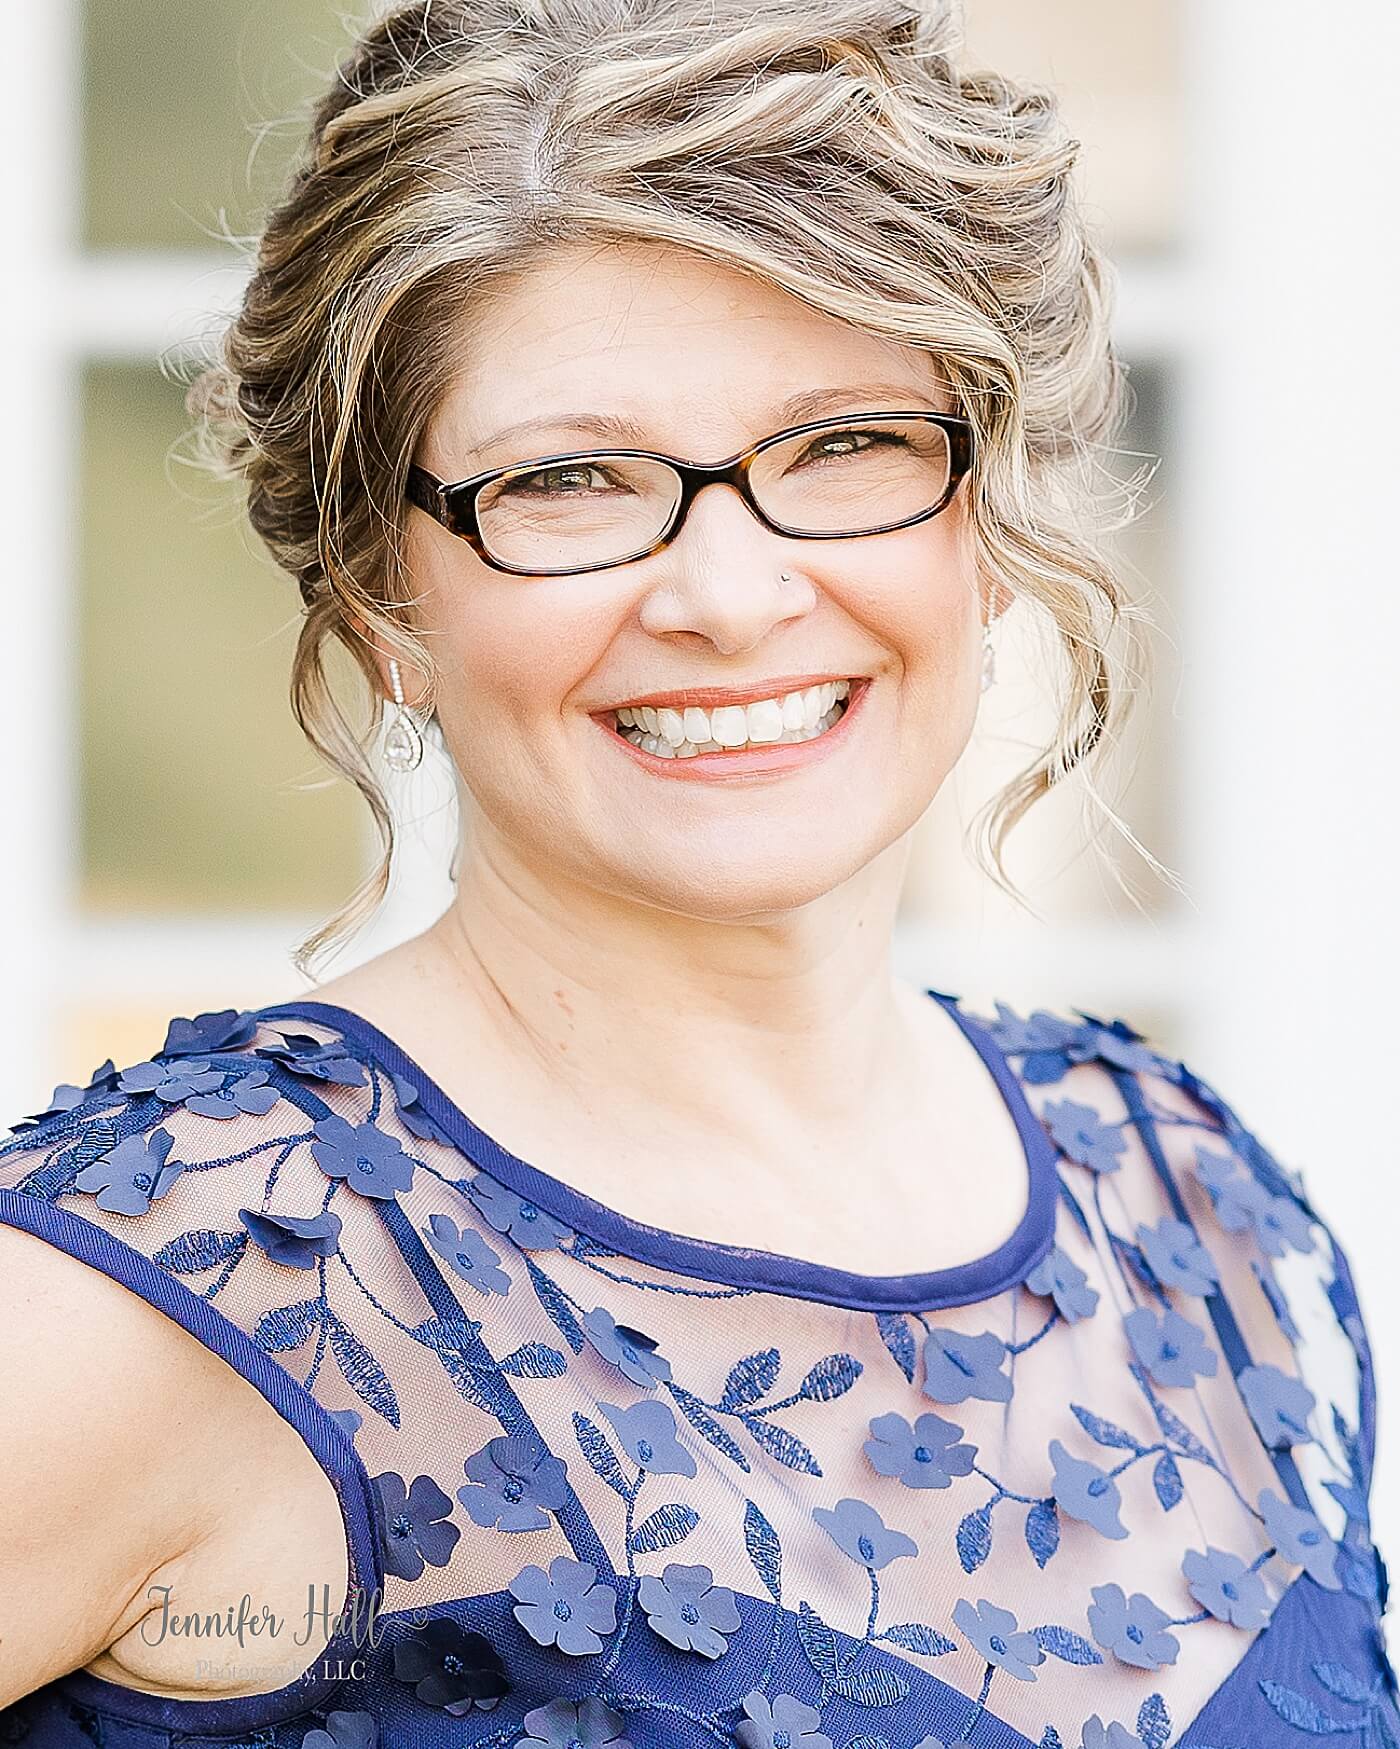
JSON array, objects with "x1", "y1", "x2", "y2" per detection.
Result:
[{"x1": 471, "y1": 382, "x2": 947, "y2": 459}]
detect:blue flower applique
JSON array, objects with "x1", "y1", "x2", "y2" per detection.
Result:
[
  {"x1": 458, "y1": 1432, "x2": 570, "y2": 1531},
  {"x1": 922, "y1": 1326, "x2": 1012, "y2": 1404},
  {"x1": 239, "y1": 1207, "x2": 342, "y2": 1269},
  {"x1": 328, "y1": 1407, "x2": 362, "y2": 1442},
  {"x1": 735, "y1": 1692, "x2": 832, "y2": 1749},
  {"x1": 390, "y1": 1616, "x2": 509, "y2": 1712},
  {"x1": 520, "y1": 1698, "x2": 635, "y2": 1748},
  {"x1": 162, "y1": 1008, "x2": 260, "y2": 1056},
  {"x1": 1195, "y1": 1148, "x2": 1315, "y2": 1258},
  {"x1": 1136, "y1": 1217, "x2": 1219, "y2": 1298},
  {"x1": 301, "y1": 1710, "x2": 377, "y2": 1749},
  {"x1": 467, "y1": 1172, "x2": 573, "y2": 1250},
  {"x1": 184, "y1": 1067, "x2": 281, "y2": 1120},
  {"x1": 952, "y1": 1597, "x2": 1044, "y2": 1680},
  {"x1": 1123, "y1": 1306, "x2": 1218, "y2": 1388},
  {"x1": 256, "y1": 1030, "x2": 369, "y2": 1086},
  {"x1": 1079, "y1": 1718, "x2": 1144, "y2": 1749},
  {"x1": 1180, "y1": 1545, "x2": 1271, "y2": 1629},
  {"x1": 510, "y1": 1555, "x2": 617, "y2": 1654},
  {"x1": 1087, "y1": 1584, "x2": 1179, "y2": 1669},
  {"x1": 1237, "y1": 1363, "x2": 1316, "y2": 1447},
  {"x1": 812, "y1": 1497, "x2": 918, "y2": 1569},
  {"x1": 1041, "y1": 1100, "x2": 1128, "y2": 1174},
  {"x1": 73, "y1": 1127, "x2": 185, "y2": 1215},
  {"x1": 389, "y1": 1071, "x2": 452, "y2": 1146},
  {"x1": 423, "y1": 1214, "x2": 511, "y2": 1294},
  {"x1": 582, "y1": 1307, "x2": 672, "y2": 1386},
  {"x1": 1258, "y1": 1488, "x2": 1342, "y2": 1589},
  {"x1": 371, "y1": 1471, "x2": 461, "y2": 1581},
  {"x1": 1025, "y1": 1246, "x2": 1100, "y2": 1323},
  {"x1": 1049, "y1": 1438, "x2": 1128, "y2": 1539},
  {"x1": 310, "y1": 1114, "x2": 416, "y2": 1200},
  {"x1": 118, "y1": 1057, "x2": 226, "y2": 1104},
  {"x1": 637, "y1": 1561, "x2": 741, "y2": 1656},
  {"x1": 599, "y1": 1398, "x2": 697, "y2": 1476},
  {"x1": 865, "y1": 1409, "x2": 976, "y2": 1488}
]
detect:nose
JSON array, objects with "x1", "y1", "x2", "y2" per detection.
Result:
[{"x1": 635, "y1": 480, "x2": 816, "y2": 651}]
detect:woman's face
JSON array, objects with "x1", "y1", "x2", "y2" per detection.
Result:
[{"x1": 401, "y1": 240, "x2": 988, "y2": 920}]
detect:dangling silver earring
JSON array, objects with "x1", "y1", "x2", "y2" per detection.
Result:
[
  {"x1": 980, "y1": 614, "x2": 998, "y2": 692},
  {"x1": 383, "y1": 657, "x2": 425, "y2": 772}
]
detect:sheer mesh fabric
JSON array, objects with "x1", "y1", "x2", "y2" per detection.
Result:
[{"x1": 0, "y1": 995, "x2": 1390, "y2": 1749}]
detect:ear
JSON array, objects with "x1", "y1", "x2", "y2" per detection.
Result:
[{"x1": 346, "y1": 611, "x2": 428, "y2": 707}]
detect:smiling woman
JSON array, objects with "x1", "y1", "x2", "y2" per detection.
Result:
[{"x1": 0, "y1": 1, "x2": 1393, "y2": 1748}]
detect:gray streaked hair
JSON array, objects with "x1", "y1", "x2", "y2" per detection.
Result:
[{"x1": 183, "y1": 0, "x2": 1148, "y2": 977}]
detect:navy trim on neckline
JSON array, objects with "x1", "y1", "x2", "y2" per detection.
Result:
[{"x1": 253, "y1": 988, "x2": 1058, "y2": 1314}]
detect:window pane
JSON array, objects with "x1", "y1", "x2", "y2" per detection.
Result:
[
  {"x1": 78, "y1": 360, "x2": 369, "y2": 912},
  {"x1": 81, "y1": 0, "x2": 371, "y2": 252}
]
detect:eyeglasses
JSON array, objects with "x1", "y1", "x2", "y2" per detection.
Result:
[{"x1": 406, "y1": 410, "x2": 974, "y2": 577}]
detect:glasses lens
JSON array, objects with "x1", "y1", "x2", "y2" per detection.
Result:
[
  {"x1": 475, "y1": 454, "x2": 682, "y2": 572},
  {"x1": 751, "y1": 416, "x2": 953, "y2": 535}
]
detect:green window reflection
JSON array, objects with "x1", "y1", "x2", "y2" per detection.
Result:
[{"x1": 78, "y1": 361, "x2": 368, "y2": 912}]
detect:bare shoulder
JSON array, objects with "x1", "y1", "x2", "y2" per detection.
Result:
[{"x1": 0, "y1": 1222, "x2": 346, "y2": 1705}]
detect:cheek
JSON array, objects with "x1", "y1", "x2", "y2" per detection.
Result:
[{"x1": 404, "y1": 532, "x2": 610, "y2": 745}]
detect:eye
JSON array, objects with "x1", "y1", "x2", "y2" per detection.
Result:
[
  {"x1": 499, "y1": 462, "x2": 625, "y2": 498},
  {"x1": 793, "y1": 427, "x2": 912, "y2": 465}
]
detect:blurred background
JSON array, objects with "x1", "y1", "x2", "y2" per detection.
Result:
[{"x1": 2, "y1": 0, "x2": 1396, "y2": 1553}]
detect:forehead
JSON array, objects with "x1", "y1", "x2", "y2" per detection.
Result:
[{"x1": 429, "y1": 240, "x2": 953, "y2": 467}]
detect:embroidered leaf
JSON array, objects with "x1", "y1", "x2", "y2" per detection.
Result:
[
  {"x1": 1149, "y1": 1392, "x2": 1216, "y2": 1465},
  {"x1": 326, "y1": 1316, "x2": 400, "y2": 1427},
  {"x1": 875, "y1": 1312, "x2": 917, "y2": 1382},
  {"x1": 796, "y1": 1601, "x2": 840, "y2": 1679},
  {"x1": 1149, "y1": 1450, "x2": 1183, "y2": 1511},
  {"x1": 1024, "y1": 1498, "x2": 1060, "y2": 1567},
  {"x1": 798, "y1": 1353, "x2": 863, "y2": 1402},
  {"x1": 743, "y1": 1499, "x2": 782, "y2": 1603},
  {"x1": 669, "y1": 1385, "x2": 751, "y2": 1471},
  {"x1": 254, "y1": 1298, "x2": 321, "y2": 1354},
  {"x1": 572, "y1": 1411, "x2": 630, "y2": 1498},
  {"x1": 831, "y1": 1666, "x2": 910, "y2": 1708},
  {"x1": 524, "y1": 1257, "x2": 585, "y2": 1353},
  {"x1": 1032, "y1": 1625, "x2": 1103, "y2": 1666},
  {"x1": 1039, "y1": 1730, "x2": 1066, "y2": 1749},
  {"x1": 841, "y1": 1738, "x2": 891, "y2": 1749},
  {"x1": 1313, "y1": 1662, "x2": 1378, "y2": 1705},
  {"x1": 499, "y1": 1342, "x2": 568, "y2": 1379},
  {"x1": 1137, "y1": 1692, "x2": 1171, "y2": 1749},
  {"x1": 628, "y1": 1502, "x2": 699, "y2": 1554},
  {"x1": 411, "y1": 1316, "x2": 494, "y2": 1411},
  {"x1": 1070, "y1": 1403, "x2": 1143, "y2": 1452},
  {"x1": 956, "y1": 1505, "x2": 993, "y2": 1574},
  {"x1": 568, "y1": 1234, "x2": 618, "y2": 1259},
  {"x1": 877, "y1": 1623, "x2": 956, "y2": 1657},
  {"x1": 1259, "y1": 1680, "x2": 1359, "y2": 1733},
  {"x1": 741, "y1": 1414, "x2": 822, "y2": 1475},
  {"x1": 154, "y1": 1228, "x2": 247, "y2": 1274},
  {"x1": 720, "y1": 1348, "x2": 782, "y2": 1410}
]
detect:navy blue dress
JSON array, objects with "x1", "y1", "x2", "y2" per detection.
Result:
[{"x1": 0, "y1": 992, "x2": 1393, "y2": 1749}]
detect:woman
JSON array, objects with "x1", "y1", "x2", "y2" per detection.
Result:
[{"x1": 0, "y1": 1, "x2": 1391, "y2": 1745}]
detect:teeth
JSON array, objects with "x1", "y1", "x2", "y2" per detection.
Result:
[
  {"x1": 622, "y1": 699, "x2": 847, "y2": 757},
  {"x1": 613, "y1": 681, "x2": 859, "y2": 750}
]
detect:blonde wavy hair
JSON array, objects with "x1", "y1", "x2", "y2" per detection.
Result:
[{"x1": 184, "y1": 0, "x2": 1151, "y2": 980}]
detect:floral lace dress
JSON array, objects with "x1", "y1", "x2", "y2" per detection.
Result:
[{"x1": 0, "y1": 991, "x2": 1393, "y2": 1749}]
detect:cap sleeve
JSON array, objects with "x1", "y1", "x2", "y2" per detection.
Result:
[{"x1": 0, "y1": 1009, "x2": 386, "y2": 1733}]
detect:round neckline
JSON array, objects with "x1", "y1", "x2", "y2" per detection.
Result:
[{"x1": 253, "y1": 987, "x2": 1059, "y2": 1314}]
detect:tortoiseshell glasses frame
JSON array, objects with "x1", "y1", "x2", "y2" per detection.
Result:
[{"x1": 405, "y1": 409, "x2": 975, "y2": 577}]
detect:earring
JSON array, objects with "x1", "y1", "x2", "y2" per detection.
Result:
[
  {"x1": 980, "y1": 614, "x2": 997, "y2": 692},
  {"x1": 779, "y1": 571, "x2": 792, "y2": 582},
  {"x1": 383, "y1": 657, "x2": 425, "y2": 772}
]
